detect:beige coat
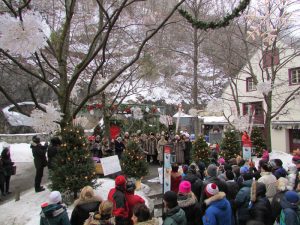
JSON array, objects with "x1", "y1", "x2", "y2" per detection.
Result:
[{"x1": 258, "y1": 172, "x2": 278, "y2": 202}]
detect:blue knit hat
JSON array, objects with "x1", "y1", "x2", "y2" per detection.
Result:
[
  {"x1": 285, "y1": 191, "x2": 300, "y2": 204},
  {"x1": 240, "y1": 166, "x2": 249, "y2": 174}
]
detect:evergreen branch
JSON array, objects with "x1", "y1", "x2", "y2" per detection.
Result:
[{"x1": 178, "y1": 0, "x2": 251, "y2": 30}]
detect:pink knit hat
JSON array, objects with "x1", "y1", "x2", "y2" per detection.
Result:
[
  {"x1": 179, "y1": 181, "x2": 191, "y2": 194},
  {"x1": 205, "y1": 183, "x2": 219, "y2": 198}
]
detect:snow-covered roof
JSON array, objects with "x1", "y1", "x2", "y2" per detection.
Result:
[
  {"x1": 173, "y1": 112, "x2": 194, "y2": 118},
  {"x1": 199, "y1": 116, "x2": 228, "y2": 125}
]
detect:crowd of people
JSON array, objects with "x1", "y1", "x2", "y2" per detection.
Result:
[
  {"x1": 165, "y1": 149, "x2": 300, "y2": 225},
  {"x1": 89, "y1": 131, "x2": 192, "y2": 166},
  {"x1": 40, "y1": 175, "x2": 154, "y2": 225}
]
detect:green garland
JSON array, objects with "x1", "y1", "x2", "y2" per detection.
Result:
[{"x1": 178, "y1": 0, "x2": 251, "y2": 30}]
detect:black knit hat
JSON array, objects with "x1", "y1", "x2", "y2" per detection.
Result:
[
  {"x1": 32, "y1": 135, "x2": 40, "y2": 144},
  {"x1": 163, "y1": 191, "x2": 178, "y2": 208}
]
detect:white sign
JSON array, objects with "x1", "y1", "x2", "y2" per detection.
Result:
[
  {"x1": 243, "y1": 146, "x2": 252, "y2": 160},
  {"x1": 100, "y1": 155, "x2": 121, "y2": 176}
]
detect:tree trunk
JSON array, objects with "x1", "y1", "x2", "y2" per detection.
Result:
[
  {"x1": 192, "y1": 26, "x2": 199, "y2": 108},
  {"x1": 264, "y1": 93, "x2": 273, "y2": 151},
  {"x1": 102, "y1": 93, "x2": 111, "y2": 143}
]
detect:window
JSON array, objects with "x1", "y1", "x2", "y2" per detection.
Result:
[
  {"x1": 263, "y1": 48, "x2": 279, "y2": 68},
  {"x1": 289, "y1": 67, "x2": 300, "y2": 85},
  {"x1": 246, "y1": 77, "x2": 256, "y2": 92},
  {"x1": 243, "y1": 102, "x2": 264, "y2": 124}
]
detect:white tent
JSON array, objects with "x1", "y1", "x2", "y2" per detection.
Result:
[{"x1": 199, "y1": 116, "x2": 228, "y2": 125}]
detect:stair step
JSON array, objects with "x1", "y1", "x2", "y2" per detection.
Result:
[
  {"x1": 148, "y1": 192, "x2": 163, "y2": 199},
  {"x1": 153, "y1": 198, "x2": 163, "y2": 209}
]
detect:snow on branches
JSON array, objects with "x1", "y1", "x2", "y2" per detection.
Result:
[
  {"x1": 206, "y1": 99, "x2": 224, "y2": 114},
  {"x1": 132, "y1": 107, "x2": 143, "y2": 120},
  {"x1": 30, "y1": 102, "x2": 63, "y2": 134},
  {"x1": 257, "y1": 81, "x2": 272, "y2": 95},
  {"x1": 232, "y1": 115, "x2": 250, "y2": 132},
  {"x1": 0, "y1": 11, "x2": 50, "y2": 57},
  {"x1": 245, "y1": 0, "x2": 292, "y2": 45}
]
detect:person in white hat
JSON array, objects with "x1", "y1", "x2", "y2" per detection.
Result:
[
  {"x1": 40, "y1": 191, "x2": 70, "y2": 225},
  {"x1": 202, "y1": 183, "x2": 232, "y2": 225}
]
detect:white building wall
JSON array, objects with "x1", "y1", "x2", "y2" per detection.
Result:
[{"x1": 271, "y1": 128, "x2": 290, "y2": 152}]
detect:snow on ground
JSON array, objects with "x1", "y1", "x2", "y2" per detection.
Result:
[
  {"x1": 0, "y1": 142, "x2": 151, "y2": 225},
  {"x1": 253, "y1": 150, "x2": 293, "y2": 170},
  {"x1": 0, "y1": 178, "x2": 150, "y2": 225}
]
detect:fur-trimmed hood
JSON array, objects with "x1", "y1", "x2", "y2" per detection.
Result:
[
  {"x1": 74, "y1": 196, "x2": 102, "y2": 207},
  {"x1": 177, "y1": 192, "x2": 197, "y2": 208},
  {"x1": 204, "y1": 192, "x2": 226, "y2": 206}
]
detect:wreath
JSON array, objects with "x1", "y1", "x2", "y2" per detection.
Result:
[{"x1": 178, "y1": 0, "x2": 251, "y2": 30}]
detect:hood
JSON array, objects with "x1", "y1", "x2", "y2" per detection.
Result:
[
  {"x1": 74, "y1": 196, "x2": 102, "y2": 207},
  {"x1": 165, "y1": 206, "x2": 186, "y2": 224},
  {"x1": 280, "y1": 196, "x2": 299, "y2": 210},
  {"x1": 204, "y1": 192, "x2": 227, "y2": 209},
  {"x1": 41, "y1": 204, "x2": 65, "y2": 218},
  {"x1": 242, "y1": 179, "x2": 253, "y2": 187},
  {"x1": 177, "y1": 192, "x2": 197, "y2": 208}
]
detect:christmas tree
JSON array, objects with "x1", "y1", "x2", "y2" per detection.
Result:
[
  {"x1": 251, "y1": 127, "x2": 266, "y2": 157},
  {"x1": 192, "y1": 136, "x2": 210, "y2": 166},
  {"x1": 220, "y1": 129, "x2": 241, "y2": 160},
  {"x1": 122, "y1": 140, "x2": 148, "y2": 179},
  {"x1": 49, "y1": 126, "x2": 97, "y2": 198}
]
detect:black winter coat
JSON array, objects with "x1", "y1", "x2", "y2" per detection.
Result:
[
  {"x1": 71, "y1": 198, "x2": 101, "y2": 225},
  {"x1": 271, "y1": 191, "x2": 286, "y2": 222},
  {"x1": 177, "y1": 193, "x2": 197, "y2": 225},
  {"x1": 47, "y1": 145, "x2": 58, "y2": 169},
  {"x1": 234, "y1": 180, "x2": 252, "y2": 225},
  {"x1": 31, "y1": 142, "x2": 48, "y2": 169},
  {"x1": 249, "y1": 196, "x2": 273, "y2": 225}
]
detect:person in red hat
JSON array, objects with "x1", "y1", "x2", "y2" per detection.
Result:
[
  {"x1": 202, "y1": 183, "x2": 232, "y2": 225},
  {"x1": 108, "y1": 175, "x2": 129, "y2": 225}
]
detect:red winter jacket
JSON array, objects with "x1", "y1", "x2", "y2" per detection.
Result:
[
  {"x1": 108, "y1": 187, "x2": 129, "y2": 219},
  {"x1": 125, "y1": 192, "x2": 145, "y2": 222}
]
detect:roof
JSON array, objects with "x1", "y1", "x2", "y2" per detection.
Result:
[
  {"x1": 199, "y1": 116, "x2": 228, "y2": 125},
  {"x1": 173, "y1": 112, "x2": 194, "y2": 118}
]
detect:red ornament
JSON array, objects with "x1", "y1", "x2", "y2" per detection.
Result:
[
  {"x1": 125, "y1": 108, "x2": 131, "y2": 113},
  {"x1": 87, "y1": 105, "x2": 94, "y2": 111}
]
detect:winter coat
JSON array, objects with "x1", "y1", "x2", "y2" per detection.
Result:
[
  {"x1": 274, "y1": 167, "x2": 287, "y2": 179},
  {"x1": 177, "y1": 192, "x2": 197, "y2": 225},
  {"x1": 115, "y1": 141, "x2": 125, "y2": 155},
  {"x1": 47, "y1": 145, "x2": 58, "y2": 169},
  {"x1": 70, "y1": 196, "x2": 102, "y2": 225},
  {"x1": 258, "y1": 172, "x2": 278, "y2": 202},
  {"x1": 235, "y1": 179, "x2": 252, "y2": 225},
  {"x1": 139, "y1": 139, "x2": 148, "y2": 155},
  {"x1": 280, "y1": 194, "x2": 300, "y2": 225},
  {"x1": 225, "y1": 180, "x2": 239, "y2": 214},
  {"x1": 184, "y1": 141, "x2": 192, "y2": 163},
  {"x1": 31, "y1": 142, "x2": 48, "y2": 169},
  {"x1": 200, "y1": 176, "x2": 228, "y2": 206},
  {"x1": 182, "y1": 173, "x2": 203, "y2": 201},
  {"x1": 125, "y1": 192, "x2": 145, "y2": 221},
  {"x1": 163, "y1": 206, "x2": 187, "y2": 225},
  {"x1": 40, "y1": 204, "x2": 71, "y2": 225},
  {"x1": 202, "y1": 192, "x2": 232, "y2": 225},
  {"x1": 147, "y1": 137, "x2": 157, "y2": 155},
  {"x1": 1, "y1": 152, "x2": 14, "y2": 177},
  {"x1": 171, "y1": 172, "x2": 182, "y2": 193},
  {"x1": 249, "y1": 196, "x2": 273, "y2": 225},
  {"x1": 173, "y1": 141, "x2": 185, "y2": 164},
  {"x1": 271, "y1": 191, "x2": 286, "y2": 222},
  {"x1": 107, "y1": 187, "x2": 129, "y2": 220},
  {"x1": 135, "y1": 219, "x2": 159, "y2": 225},
  {"x1": 157, "y1": 139, "x2": 168, "y2": 162},
  {"x1": 83, "y1": 213, "x2": 115, "y2": 225}
]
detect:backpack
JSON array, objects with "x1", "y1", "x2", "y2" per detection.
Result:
[{"x1": 279, "y1": 208, "x2": 300, "y2": 225}]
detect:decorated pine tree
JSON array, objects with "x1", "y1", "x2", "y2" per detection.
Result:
[
  {"x1": 251, "y1": 127, "x2": 266, "y2": 157},
  {"x1": 220, "y1": 129, "x2": 241, "y2": 160},
  {"x1": 192, "y1": 136, "x2": 210, "y2": 165},
  {"x1": 121, "y1": 140, "x2": 148, "y2": 179},
  {"x1": 49, "y1": 126, "x2": 97, "y2": 198}
]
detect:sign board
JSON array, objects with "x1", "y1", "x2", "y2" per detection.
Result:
[
  {"x1": 100, "y1": 155, "x2": 121, "y2": 176},
  {"x1": 242, "y1": 145, "x2": 252, "y2": 160},
  {"x1": 163, "y1": 145, "x2": 172, "y2": 193}
]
